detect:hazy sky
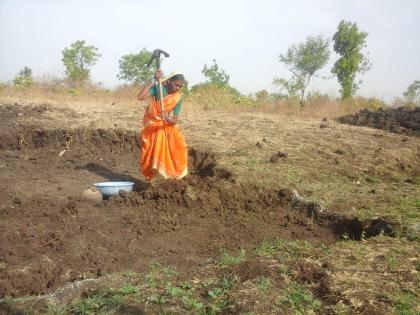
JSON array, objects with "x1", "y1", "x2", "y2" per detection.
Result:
[{"x1": 1, "y1": 0, "x2": 419, "y2": 101}]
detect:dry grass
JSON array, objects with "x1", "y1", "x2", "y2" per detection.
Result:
[
  {"x1": 0, "y1": 83, "x2": 140, "y2": 109},
  {"x1": 0, "y1": 83, "x2": 385, "y2": 121},
  {"x1": 254, "y1": 97, "x2": 379, "y2": 119}
]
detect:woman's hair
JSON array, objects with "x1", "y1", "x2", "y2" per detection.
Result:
[{"x1": 168, "y1": 74, "x2": 186, "y2": 83}]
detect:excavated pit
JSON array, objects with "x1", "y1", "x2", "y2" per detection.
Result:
[{"x1": 0, "y1": 104, "x2": 395, "y2": 297}]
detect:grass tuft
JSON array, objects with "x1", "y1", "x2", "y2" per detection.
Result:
[
  {"x1": 275, "y1": 283, "x2": 321, "y2": 314},
  {"x1": 218, "y1": 249, "x2": 246, "y2": 267}
]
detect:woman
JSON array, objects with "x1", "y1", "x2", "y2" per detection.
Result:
[{"x1": 137, "y1": 70, "x2": 188, "y2": 183}]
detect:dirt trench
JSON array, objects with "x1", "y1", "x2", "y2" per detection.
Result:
[{"x1": 0, "y1": 104, "x2": 394, "y2": 298}]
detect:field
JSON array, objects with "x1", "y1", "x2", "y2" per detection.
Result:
[{"x1": 0, "y1": 88, "x2": 419, "y2": 315}]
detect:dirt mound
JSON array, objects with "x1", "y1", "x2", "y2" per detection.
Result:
[
  {"x1": 0, "y1": 104, "x2": 396, "y2": 298},
  {"x1": 337, "y1": 106, "x2": 420, "y2": 136},
  {"x1": 0, "y1": 171, "x2": 338, "y2": 297}
]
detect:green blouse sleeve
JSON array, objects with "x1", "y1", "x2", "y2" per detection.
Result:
[
  {"x1": 173, "y1": 96, "x2": 183, "y2": 116},
  {"x1": 149, "y1": 85, "x2": 168, "y2": 99},
  {"x1": 149, "y1": 85, "x2": 158, "y2": 97}
]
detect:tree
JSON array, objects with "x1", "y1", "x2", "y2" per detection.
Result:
[
  {"x1": 117, "y1": 48, "x2": 154, "y2": 85},
  {"x1": 13, "y1": 66, "x2": 34, "y2": 88},
  {"x1": 201, "y1": 59, "x2": 230, "y2": 87},
  {"x1": 403, "y1": 80, "x2": 420, "y2": 105},
  {"x1": 255, "y1": 89, "x2": 269, "y2": 102},
  {"x1": 275, "y1": 35, "x2": 330, "y2": 103},
  {"x1": 19, "y1": 66, "x2": 32, "y2": 78},
  {"x1": 61, "y1": 40, "x2": 101, "y2": 86},
  {"x1": 332, "y1": 20, "x2": 371, "y2": 99}
]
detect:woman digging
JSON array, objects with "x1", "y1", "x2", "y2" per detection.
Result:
[{"x1": 137, "y1": 70, "x2": 188, "y2": 185}]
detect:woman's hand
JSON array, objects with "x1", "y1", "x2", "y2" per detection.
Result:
[
  {"x1": 154, "y1": 69, "x2": 163, "y2": 82},
  {"x1": 163, "y1": 113, "x2": 172, "y2": 123},
  {"x1": 137, "y1": 70, "x2": 163, "y2": 100},
  {"x1": 162, "y1": 113, "x2": 178, "y2": 125}
]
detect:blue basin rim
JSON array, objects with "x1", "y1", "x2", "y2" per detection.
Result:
[{"x1": 94, "y1": 182, "x2": 134, "y2": 187}]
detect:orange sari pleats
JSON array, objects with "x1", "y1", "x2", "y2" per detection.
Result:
[{"x1": 140, "y1": 92, "x2": 188, "y2": 181}]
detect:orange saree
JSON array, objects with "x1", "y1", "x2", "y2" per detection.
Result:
[{"x1": 140, "y1": 91, "x2": 188, "y2": 181}]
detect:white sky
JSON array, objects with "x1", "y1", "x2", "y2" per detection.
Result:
[{"x1": 0, "y1": 0, "x2": 419, "y2": 101}]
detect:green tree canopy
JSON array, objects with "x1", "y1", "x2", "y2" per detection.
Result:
[
  {"x1": 13, "y1": 66, "x2": 34, "y2": 88},
  {"x1": 403, "y1": 80, "x2": 420, "y2": 105},
  {"x1": 18, "y1": 66, "x2": 33, "y2": 78},
  {"x1": 201, "y1": 59, "x2": 230, "y2": 87},
  {"x1": 61, "y1": 40, "x2": 101, "y2": 86},
  {"x1": 255, "y1": 89, "x2": 269, "y2": 102},
  {"x1": 274, "y1": 35, "x2": 330, "y2": 103},
  {"x1": 117, "y1": 48, "x2": 154, "y2": 85},
  {"x1": 332, "y1": 20, "x2": 371, "y2": 99}
]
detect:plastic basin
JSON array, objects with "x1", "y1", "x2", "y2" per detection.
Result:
[{"x1": 93, "y1": 181, "x2": 134, "y2": 197}]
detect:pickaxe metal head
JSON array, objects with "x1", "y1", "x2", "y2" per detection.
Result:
[{"x1": 146, "y1": 49, "x2": 170, "y2": 70}]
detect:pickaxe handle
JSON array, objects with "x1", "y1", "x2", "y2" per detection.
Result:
[{"x1": 146, "y1": 49, "x2": 170, "y2": 119}]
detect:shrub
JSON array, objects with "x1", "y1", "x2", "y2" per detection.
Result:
[
  {"x1": 189, "y1": 83, "x2": 254, "y2": 110},
  {"x1": 13, "y1": 75, "x2": 34, "y2": 88}
]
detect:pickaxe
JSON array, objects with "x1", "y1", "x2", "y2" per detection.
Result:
[{"x1": 146, "y1": 49, "x2": 170, "y2": 119}]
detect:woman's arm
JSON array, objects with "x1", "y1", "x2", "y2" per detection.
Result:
[
  {"x1": 137, "y1": 81, "x2": 154, "y2": 100},
  {"x1": 137, "y1": 70, "x2": 163, "y2": 100}
]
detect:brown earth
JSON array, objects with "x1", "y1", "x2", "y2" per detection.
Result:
[
  {"x1": 0, "y1": 103, "x2": 393, "y2": 299},
  {"x1": 338, "y1": 106, "x2": 420, "y2": 136}
]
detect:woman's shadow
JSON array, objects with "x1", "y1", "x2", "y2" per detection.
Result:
[{"x1": 81, "y1": 162, "x2": 148, "y2": 192}]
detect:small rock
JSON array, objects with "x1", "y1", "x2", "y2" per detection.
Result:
[
  {"x1": 269, "y1": 154, "x2": 278, "y2": 163},
  {"x1": 321, "y1": 117, "x2": 328, "y2": 122},
  {"x1": 81, "y1": 187, "x2": 103, "y2": 203},
  {"x1": 65, "y1": 200, "x2": 77, "y2": 210},
  {"x1": 277, "y1": 151, "x2": 288, "y2": 158},
  {"x1": 256, "y1": 142, "x2": 263, "y2": 149},
  {"x1": 356, "y1": 180, "x2": 361, "y2": 186},
  {"x1": 12, "y1": 196, "x2": 23, "y2": 205},
  {"x1": 334, "y1": 149, "x2": 345, "y2": 155},
  {"x1": 269, "y1": 151, "x2": 287, "y2": 163},
  {"x1": 262, "y1": 138, "x2": 268, "y2": 142},
  {"x1": 320, "y1": 122, "x2": 328, "y2": 128}
]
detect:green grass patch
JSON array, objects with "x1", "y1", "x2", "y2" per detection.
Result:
[
  {"x1": 204, "y1": 275, "x2": 237, "y2": 314},
  {"x1": 275, "y1": 283, "x2": 321, "y2": 314},
  {"x1": 355, "y1": 196, "x2": 420, "y2": 239},
  {"x1": 70, "y1": 288, "x2": 128, "y2": 315},
  {"x1": 218, "y1": 249, "x2": 246, "y2": 267},
  {"x1": 390, "y1": 291, "x2": 419, "y2": 315},
  {"x1": 121, "y1": 270, "x2": 138, "y2": 278},
  {"x1": 143, "y1": 262, "x2": 178, "y2": 289},
  {"x1": 255, "y1": 238, "x2": 326, "y2": 261},
  {"x1": 254, "y1": 276, "x2": 273, "y2": 292}
]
